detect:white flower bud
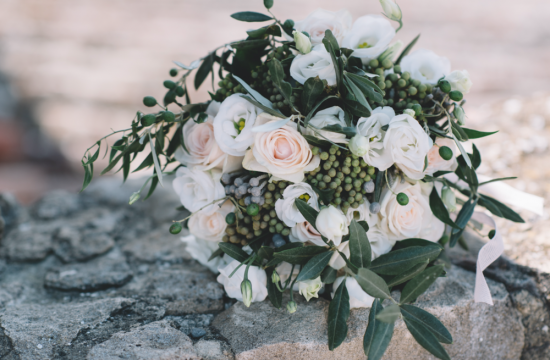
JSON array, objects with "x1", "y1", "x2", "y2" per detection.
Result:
[
  {"x1": 315, "y1": 205, "x2": 348, "y2": 245},
  {"x1": 129, "y1": 192, "x2": 141, "y2": 205},
  {"x1": 441, "y1": 187, "x2": 457, "y2": 213},
  {"x1": 271, "y1": 270, "x2": 280, "y2": 284},
  {"x1": 402, "y1": 109, "x2": 416, "y2": 117},
  {"x1": 348, "y1": 135, "x2": 370, "y2": 157},
  {"x1": 287, "y1": 300, "x2": 297, "y2": 314},
  {"x1": 454, "y1": 104, "x2": 466, "y2": 125},
  {"x1": 241, "y1": 279, "x2": 253, "y2": 307},
  {"x1": 378, "y1": 40, "x2": 403, "y2": 62},
  {"x1": 293, "y1": 31, "x2": 312, "y2": 55},
  {"x1": 298, "y1": 277, "x2": 323, "y2": 301},
  {"x1": 379, "y1": 0, "x2": 402, "y2": 22}
]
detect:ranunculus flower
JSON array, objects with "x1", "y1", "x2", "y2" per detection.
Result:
[
  {"x1": 315, "y1": 205, "x2": 348, "y2": 245},
  {"x1": 444, "y1": 70, "x2": 473, "y2": 94},
  {"x1": 305, "y1": 106, "x2": 349, "y2": 144},
  {"x1": 293, "y1": 31, "x2": 312, "y2": 54},
  {"x1": 332, "y1": 276, "x2": 374, "y2": 309},
  {"x1": 400, "y1": 49, "x2": 451, "y2": 85},
  {"x1": 356, "y1": 107, "x2": 395, "y2": 169},
  {"x1": 242, "y1": 114, "x2": 320, "y2": 183},
  {"x1": 217, "y1": 260, "x2": 268, "y2": 304},
  {"x1": 378, "y1": 181, "x2": 445, "y2": 242},
  {"x1": 213, "y1": 94, "x2": 263, "y2": 156},
  {"x1": 342, "y1": 15, "x2": 395, "y2": 63},
  {"x1": 181, "y1": 234, "x2": 230, "y2": 273},
  {"x1": 188, "y1": 200, "x2": 234, "y2": 242},
  {"x1": 294, "y1": 9, "x2": 352, "y2": 46},
  {"x1": 175, "y1": 102, "x2": 243, "y2": 173},
  {"x1": 298, "y1": 276, "x2": 323, "y2": 301},
  {"x1": 172, "y1": 167, "x2": 226, "y2": 214},
  {"x1": 425, "y1": 137, "x2": 458, "y2": 175},
  {"x1": 275, "y1": 183, "x2": 319, "y2": 227},
  {"x1": 289, "y1": 221, "x2": 325, "y2": 247},
  {"x1": 383, "y1": 114, "x2": 433, "y2": 180},
  {"x1": 290, "y1": 45, "x2": 337, "y2": 86}
]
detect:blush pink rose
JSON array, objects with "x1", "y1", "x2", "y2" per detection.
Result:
[{"x1": 425, "y1": 137, "x2": 458, "y2": 174}]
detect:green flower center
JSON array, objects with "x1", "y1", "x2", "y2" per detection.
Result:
[
  {"x1": 233, "y1": 118, "x2": 246, "y2": 134},
  {"x1": 358, "y1": 42, "x2": 372, "y2": 49}
]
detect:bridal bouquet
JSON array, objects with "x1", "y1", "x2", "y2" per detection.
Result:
[{"x1": 81, "y1": 1, "x2": 527, "y2": 359}]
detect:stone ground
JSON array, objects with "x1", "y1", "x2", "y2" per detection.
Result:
[{"x1": 0, "y1": 179, "x2": 549, "y2": 359}]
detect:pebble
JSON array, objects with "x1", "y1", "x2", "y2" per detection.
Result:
[{"x1": 190, "y1": 327, "x2": 206, "y2": 338}]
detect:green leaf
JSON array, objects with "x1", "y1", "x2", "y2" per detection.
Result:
[
  {"x1": 355, "y1": 268, "x2": 391, "y2": 299},
  {"x1": 392, "y1": 238, "x2": 443, "y2": 251},
  {"x1": 294, "y1": 199, "x2": 320, "y2": 231},
  {"x1": 304, "y1": 95, "x2": 339, "y2": 128},
  {"x1": 375, "y1": 304, "x2": 401, "y2": 323},
  {"x1": 400, "y1": 265, "x2": 446, "y2": 304},
  {"x1": 311, "y1": 185, "x2": 335, "y2": 205},
  {"x1": 387, "y1": 261, "x2": 429, "y2": 288},
  {"x1": 257, "y1": 246, "x2": 274, "y2": 261},
  {"x1": 268, "y1": 58, "x2": 293, "y2": 101},
  {"x1": 472, "y1": 143, "x2": 481, "y2": 170},
  {"x1": 400, "y1": 305, "x2": 453, "y2": 344},
  {"x1": 348, "y1": 220, "x2": 372, "y2": 269},
  {"x1": 358, "y1": 221, "x2": 369, "y2": 232},
  {"x1": 266, "y1": 268, "x2": 283, "y2": 308},
  {"x1": 218, "y1": 243, "x2": 249, "y2": 263},
  {"x1": 144, "y1": 176, "x2": 159, "y2": 200},
  {"x1": 273, "y1": 246, "x2": 328, "y2": 265},
  {"x1": 240, "y1": 95, "x2": 286, "y2": 118},
  {"x1": 462, "y1": 128, "x2": 498, "y2": 139},
  {"x1": 451, "y1": 133, "x2": 472, "y2": 168},
  {"x1": 321, "y1": 266, "x2": 337, "y2": 284},
  {"x1": 478, "y1": 177, "x2": 517, "y2": 186},
  {"x1": 230, "y1": 11, "x2": 272, "y2": 22},
  {"x1": 345, "y1": 72, "x2": 384, "y2": 103},
  {"x1": 194, "y1": 53, "x2": 214, "y2": 90},
  {"x1": 232, "y1": 75, "x2": 281, "y2": 113},
  {"x1": 369, "y1": 246, "x2": 442, "y2": 275},
  {"x1": 207, "y1": 247, "x2": 224, "y2": 262},
  {"x1": 327, "y1": 279, "x2": 350, "y2": 350},
  {"x1": 363, "y1": 299, "x2": 394, "y2": 360},
  {"x1": 303, "y1": 135, "x2": 332, "y2": 149},
  {"x1": 81, "y1": 161, "x2": 93, "y2": 192},
  {"x1": 403, "y1": 317, "x2": 451, "y2": 360},
  {"x1": 230, "y1": 39, "x2": 270, "y2": 50},
  {"x1": 429, "y1": 187, "x2": 460, "y2": 229},
  {"x1": 344, "y1": 99, "x2": 372, "y2": 117},
  {"x1": 396, "y1": 34, "x2": 421, "y2": 65},
  {"x1": 478, "y1": 194, "x2": 525, "y2": 223},
  {"x1": 449, "y1": 197, "x2": 478, "y2": 247},
  {"x1": 301, "y1": 76, "x2": 325, "y2": 115},
  {"x1": 296, "y1": 251, "x2": 333, "y2": 281},
  {"x1": 450, "y1": 120, "x2": 469, "y2": 141},
  {"x1": 322, "y1": 30, "x2": 343, "y2": 90},
  {"x1": 344, "y1": 75, "x2": 372, "y2": 112}
]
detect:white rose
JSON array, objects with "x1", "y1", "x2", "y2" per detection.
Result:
[
  {"x1": 275, "y1": 261, "x2": 300, "y2": 291},
  {"x1": 175, "y1": 102, "x2": 243, "y2": 173},
  {"x1": 329, "y1": 241, "x2": 349, "y2": 270},
  {"x1": 181, "y1": 235, "x2": 230, "y2": 273},
  {"x1": 293, "y1": 31, "x2": 312, "y2": 54},
  {"x1": 289, "y1": 221, "x2": 325, "y2": 247},
  {"x1": 217, "y1": 260, "x2": 268, "y2": 303},
  {"x1": 290, "y1": 45, "x2": 337, "y2": 86},
  {"x1": 275, "y1": 183, "x2": 319, "y2": 227},
  {"x1": 298, "y1": 276, "x2": 323, "y2": 301},
  {"x1": 425, "y1": 137, "x2": 458, "y2": 174},
  {"x1": 306, "y1": 106, "x2": 349, "y2": 144},
  {"x1": 444, "y1": 70, "x2": 473, "y2": 94},
  {"x1": 342, "y1": 15, "x2": 395, "y2": 63},
  {"x1": 356, "y1": 106, "x2": 395, "y2": 169},
  {"x1": 315, "y1": 205, "x2": 348, "y2": 246},
  {"x1": 172, "y1": 167, "x2": 226, "y2": 214},
  {"x1": 400, "y1": 49, "x2": 451, "y2": 85},
  {"x1": 213, "y1": 94, "x2": 263, "y2": 156},
  {"x1": 294, "y1": 9, "x2": 352, "y2": 46},
  {"x1": 332, "y1": 276, "x2": 374, "y2": 309},
  {"x1": 378, "y1": 181, "x2": 445, "y2": 242},
  {"x1": 242, "y1": 114, "x2": 320, "y2": 183},
  {"x1": 188, "y1": 200, "x2": 234, "y2": 242},
  {"x1": 383, "y1": 114, "x2": 433, "y2": 180}
]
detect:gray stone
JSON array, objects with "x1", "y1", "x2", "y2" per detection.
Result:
[
  {"x1": 195, "y1": 339, "x2": 235, "y2": 360},
  {"x1": 86, "y1": 320, "x2": 200, "y2": 360},
  {"x1": 0, "y1": 297, "x2": 132, "y2": 360},
  {"x1": 122, "y1": 228, "x2": 192, "y2": 264},
  {"x1": 53, "y1": 226, "x2": 114, "y2": 263},
  {"x1": 212, "y1": 267, "x2": 525, "y2": 360},
  {"x1": 191, "y1": 327, "x2": 207, "y2": 338},
  {"x1": 165, "y1": 314, "x2": 215, "y2": 336},
  {"x1": 33, "y1": 190, "x2": 80, "y2": 220},
  {"x1": 0, "y1": 282, "x2": 24, "y2": 308},
  {"x1": 44, "y1": 250, "x2": 133, "y2": 292},
  {"x1": 0, "y1": 223, "x2": 53, "y2": 261}
]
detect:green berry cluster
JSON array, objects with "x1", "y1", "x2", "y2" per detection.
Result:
[
  {"x1": 305, "y1": 144, "x2": 376, "y2": 215},
  {"x1": 214, "y1": 73, "x2": 246, "y2": 101}
]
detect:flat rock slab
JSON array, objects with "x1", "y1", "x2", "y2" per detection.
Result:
[{"x1": 213, "y1": 267, "x2": 525, "y2": 360}]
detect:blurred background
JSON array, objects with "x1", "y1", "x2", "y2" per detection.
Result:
[{"x1": 0, "y1": 0, "x2": 548, "y2": 268}]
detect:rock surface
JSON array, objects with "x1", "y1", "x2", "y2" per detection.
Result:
[{"x1": 0, "y1": 179, "x2": 548, "y2": 359}]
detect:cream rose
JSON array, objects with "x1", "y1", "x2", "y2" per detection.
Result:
[
  {"x1": 275, "y1": 183, "x2": 319, "y2": 227},
  {"x1": 383, "y1": 114, "x2": 433, "y2": 180},
  {"x1": 315, "y1": 205, "x2": 348, "y2": 245},
  {"x1": 242, "y1": 114, "x2": 320, "y2": 183},
  {"x1": 341, "y1": 15, "x2": 395, "y2": 63},
  {"x1": 290, "y1": 45, "x2": 337, "y2": 86},
  {"x1": 181, "y1": 234, "x2": 230, "y2": 273},
  {"x1": 378, "y1": 181, "x2": 445, "y2": 242},
  {"x1": 306, "y1": 106, "x2": 349, "y2": 144},
  {"x1": 172, "y1": 167, "x2": 225, "y2": 214},
  {"x1": 332, "y1": 276, "x2": 374, "y2": 309},
  {"x1": 217, "y1": 260, "x2": 268, "y2": 303},
  {"x1": 188, "y1": 200, "x2": 234, "y2": 242},
  {"x1": 400, "y1": 49, "x2": 451, "y2": 85},
  {"x1": 294, "y1": 9, "x2": 352, "y2": 46},
  {"x1": 289, "y1": 221, "x2": 325, "y2": 247},
  {"x1": 356, "y1": 107, "x2": 395, "y2": 169},
  {"x1": 444, "y1": 70, "x2": 473, "y2": 94},
  {"x1": 425, "y1": 137, "x2": 458, "y2": 175},
  {"x1": 213, "y1": 94, "x2": 263, "y2": 156}
]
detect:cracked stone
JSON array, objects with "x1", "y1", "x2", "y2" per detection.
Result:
[
  {"x1": 33, "y1": 190, "x2": 80, "y2": 220},
  {"x1": 53, "y1": 226, "x2": 114, "y2": 263},
  {"x1": 122, "y1": 228, "x2": 192, "y2": 264},
  {"x1": 0, "y1": 223, "x2": 53, "y2": 261}
]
